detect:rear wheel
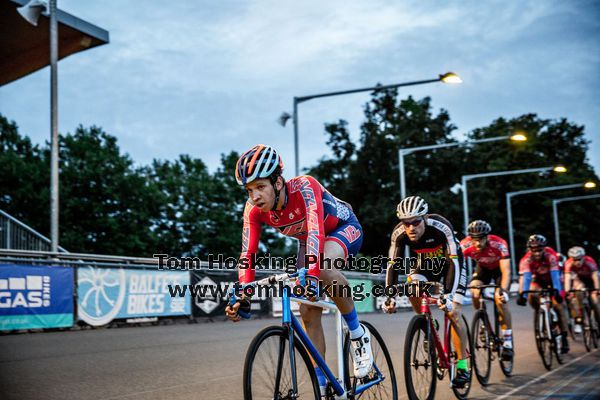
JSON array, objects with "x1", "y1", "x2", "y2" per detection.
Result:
[
  {"x1": 583, "y1": 302, "x2": 593, "y2": 352},
  {"x1": 534, "y1": 310, "x2": 552, "y2": 371},
  {"x1": 470, "y1": 310, "x2": 491, "y2": 386},
  {"x1": 404, "y1": 315, "x2": 436, "y2": 400}
]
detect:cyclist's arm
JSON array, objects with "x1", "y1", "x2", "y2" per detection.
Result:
[
  {"x1": 298, "y1": 176, "x2": 326, "y2": 279},
  {"x1": 499, "y1": 258, "x2": 511, "y2": 293},
  {"x1": 238, "y1": 201, "x2": 261, "y2": 284},
  {"x1": 548, "y1": 253, "x2": 563, "y2": 292},
  {"x1": 589, "y1": 258, "x2": 600, "y2": 290},
  {"x1": 519, "y1": 257, "x2": 532, "y2": 294},
  {"x1": 385, "y1": 225, "x2": 403, "y2": 288}
]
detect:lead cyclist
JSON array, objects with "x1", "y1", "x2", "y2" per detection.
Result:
[{"x1": 224, "y1": 144, "x2": 373, "y2": 396}]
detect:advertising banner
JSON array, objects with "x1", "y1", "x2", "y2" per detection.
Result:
[
  {"x1": 0, "y1": 264, "x2": 74, "y2": 330},
  {"x1": 77, "y1": 267, "x2": 190, "y2": 326},
  {"x1": 191, "y1": 271, "x2": 269, "y2": 317}
]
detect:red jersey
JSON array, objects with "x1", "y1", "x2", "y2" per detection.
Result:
[
  {"x1": 519, "y1": 247, "x2": 559, "y2": 280},
  {"x1": 565, "y1": 255, "x2": 598, "y2": 279},
  {"x1": 238, "y1": 175, "x2": 355, "y2": 284},
  {"x1": 460, "y1": 234, "x2": 509, "y2": 270}
]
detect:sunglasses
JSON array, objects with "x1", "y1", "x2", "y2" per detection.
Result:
[
  {"x1": 573, "y1": 258, "x2": 583, "y2": 262},
  {"x1": 530, "y1": 248, "x2": 544, "y2": 254},
  {"x1": 402, "y1": 218, "x2": 423, "y2": 227}
]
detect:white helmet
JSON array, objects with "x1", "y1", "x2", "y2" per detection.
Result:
[
  {"x1": 397, "y1": 196, "x2": 428, "y2": 219},
  {"x1": 568, "y1": 246, "x2": 585, "y2": 259}
]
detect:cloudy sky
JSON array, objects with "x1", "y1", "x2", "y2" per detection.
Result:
[{"x1": 2, "y1": 1, "x2": 599, "y2": 181}]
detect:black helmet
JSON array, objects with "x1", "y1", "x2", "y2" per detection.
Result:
[
  {"x1": 467, "y1": 220, "x2": 491, "y2": 238},
  {"x1": 527, "y1": 234, "x2": 547, "y2": 249}
]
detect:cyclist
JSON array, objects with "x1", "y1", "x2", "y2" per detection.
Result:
[
  {"x1": 564, "y1": 246, "x2": 600, "y2": 334},
  {"x1": 460, "y1": 220, "x2": 514, "y2": 360},
  {"x1": 383, "y1": 196, "x2": 470, "y2": 388},
  {"x1": 517, "y1": 234, "x2": 570, "y2": 353},
  {"x1": 224, "y1": 144, "x2": 373, "y2": 394}
]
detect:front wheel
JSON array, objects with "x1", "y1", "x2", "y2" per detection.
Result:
[
  {"x1": 534, "y1": 309, "x2": 552, "y2": 371},
  {"x1": 243, "y1": 326, "x2": 320, "y2": 400},
  {"x1": 471, "y1": 310, "x2": 491, "y2": 386},
  {"x1": 343, "y1": 320, "x2": 398, "y2": 400},
  {"x1": 404, "y1": 314, "x2": 436, "y2": 400},
  {"x1": 450, "y1": 314, "x2": 473, "y2": 400}
]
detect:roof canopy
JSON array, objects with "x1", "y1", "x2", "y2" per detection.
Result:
[{"x1": 0, "y1": 0, "x2": 109, "y2": 86}]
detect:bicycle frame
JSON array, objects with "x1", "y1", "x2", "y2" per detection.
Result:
[
  {"x1": 243, "y1": 274, "x2": 385, "y2": 399},
  {"x1": 419, "y1": 295, "x2": 453, "y2": 371}
]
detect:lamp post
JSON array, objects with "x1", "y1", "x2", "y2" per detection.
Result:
[
  {"x1": 552, "y1": 192, "x2": 600, "y2": 254},
  {"x1": 280, "y1": 72, "x2": 462, "y2": 176},
  {"x1": 399, "y1": 133, "x2": 527, "y2": 199},
  {"x1": 17, "y1": 0, "x2": 59, "y2": 252},
  {"x1": 506, "y1": 182, "x2": 595, "y2": 278},
  {"x1": 461, "y1": 166, "x2": 567, "y2": 235}
]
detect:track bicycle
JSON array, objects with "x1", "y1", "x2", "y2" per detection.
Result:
[
  {"x1": 468, "y1": 284, "x2": 513, "y2": 385},
  {"x1": 403, "y1": 282, "x2": 473, "y2": 400},
  {"x1": 232, "y1": 272, "x2": 398, "y2": 400},
  {"x1": 522, "y1": 288, "x2": 565, "y2": 371},
  {"x1": 567, "y1": 288, "x2": 599, "y2": 352}
]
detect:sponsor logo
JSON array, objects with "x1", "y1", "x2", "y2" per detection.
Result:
[{"x1": 0, "y1": 275, "x2": 51, "y2": 308}]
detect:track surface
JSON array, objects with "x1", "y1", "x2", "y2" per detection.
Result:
[{"x1": 1, "y1": 300, "x2": 599, "y2": 399}]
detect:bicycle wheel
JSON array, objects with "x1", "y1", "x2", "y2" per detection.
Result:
[
  {"x1": 590, "y1": 303, "x2": 599, "y2": 348},
  {"x1": 534, "y1": 310, "x2": 552, "y2": 371},
  {"x1": 552, "y1": 318, "x2": 565, "y2": 365},
  {"x1": 404, "y1": 314, "x2": 436, "y2": 400},
  {"x1": 470, "y1": 310, "x2": 491, "y2": 386},
  {"x1": 243, "y1": 326, "x2": 320, "y2": 400},
  {"x1": 498, "y1": 338, "x2": 514, "y2": 378},
  {"x1": 583, "y1": 302, "x2": 593, "y2": 352},
  {"x1": 450, "y1": 315, "x2": 473, "y2": 400},
  {"x1": 343, "y1": 320, "x2": 398, "y2": 400}
]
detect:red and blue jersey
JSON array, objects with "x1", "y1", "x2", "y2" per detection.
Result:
[
  {"x1": 460, "y1": 234, "x2": 510, "y2": 270},
  {"x1": 239, "y1": 175, "x2": 360, "y2": 284},
  {"x1": 519, "y1": 247, "x2": 560, "y2": 281}
]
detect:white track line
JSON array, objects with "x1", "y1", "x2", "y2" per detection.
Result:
[
  {"x1": 539, "y1": 359, "x2": 600, "y2": 399},
  {"x1": 496, "y1": 349, "x2": 599, "y2": 400}
]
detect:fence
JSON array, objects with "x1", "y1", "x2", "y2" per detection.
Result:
[{"x1": 0, "y1": 209, "x2": 68, "y2": 252}]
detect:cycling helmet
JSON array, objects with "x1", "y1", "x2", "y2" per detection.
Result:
[
  {"x1": 397, "y1": 196, "x2": 428, "y2": 219},
  {"x1": 527, "y1": 234, "x2": 547, "y2": 249},
  {"x1": 235, "y1": 144, "x2": 283, "y2": 186},
  {"x1": 468, "y1": 220, "x2": 491, "y2": 238},
  {"x1": 567, "y1": 246, "x2": 586, "y2": 259}
]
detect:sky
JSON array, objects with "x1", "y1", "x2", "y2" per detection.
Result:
[{"x1": 1, "y1": 0, "x2": 599, "y2": 182}]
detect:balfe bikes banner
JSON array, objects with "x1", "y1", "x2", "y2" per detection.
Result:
[
  {"x1": 0, "y1": 264, "x2": 74, "y2": 331},
  {"x1": 191, "y1": 271, "x2": 269, "y2": 317},
  {"x1": 77, "y1": 267, "x2": 190, "y2": 327}
]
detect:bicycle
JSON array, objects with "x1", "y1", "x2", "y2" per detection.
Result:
[
  {"x1": 403, "y1": 282, "x2": 473, "y2": 400},
  {"x1": 522, "y1": 288, "x2": 565, "y2": 371},
  {"x1": 232, "y1": 272, "x2": 398, "y2": 400},
  {"x1": 567, "y1": 288, "x2": 599, "y2": 352},
  {"x1": 468, "y1": 284, "x2": 513, "y2": 386}
]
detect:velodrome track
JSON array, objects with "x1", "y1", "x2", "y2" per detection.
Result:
[{"x1": 2, "y1": 300, "x2": 600, "y2": 400}]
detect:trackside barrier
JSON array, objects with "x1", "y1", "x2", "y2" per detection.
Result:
[{"x1": 0, "y1": 249, "x2": 418, "y2": 333}]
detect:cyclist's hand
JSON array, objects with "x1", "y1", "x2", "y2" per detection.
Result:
[
  {"x1": 438, "y1": 293, "x2": 454, "y2": 312},
  {"x1": 298, "y1": 268, "x2": 320, "y2": 301},
  {"x1": 516, "y1": 293, "x2": 527, "y2": 306},
  {"x1": 495, "y1": 289, "x2": 507, "y2": 304},
  {"x1": 382, "y1": 297, "x2": 396, "y2": 314},
  {"x1": 225, "y1": 290, "x2": 251, "y2": 322}
]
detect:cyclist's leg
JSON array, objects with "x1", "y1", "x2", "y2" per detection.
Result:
[
  {"x1": 299, "y1": 303, "x2": 325, "y2": 356},
  {"x1": 571, "y1": 277, "x2": 585, "y2": 320},
  {"x1": 470, "y1": 264, "x2": 486, "y2": 310},
  {"x1": 445, "y1": 264, "x2": 468, "y2": 360},
  {"x1": 493, "y1": 268, "x2": 512, "y2": 331},
  {"x1": 583, "y1": 277, "x2": 600, "y2": 327},
  {"x1": 406, "y1": 273, "x2": 431, "y2": 313},
  {"x1": 528, "y1": 281, "x2": 541, "y2": 311}
]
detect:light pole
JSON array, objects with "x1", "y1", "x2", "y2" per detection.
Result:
[
  {"x1": 399, "y1": 133, "x2": 528, "y2": 199},
  {"x1": 17, "y1": 0, "x2": 59, "y2": 252},
  {"x1": 506, "y1": 182, "x2": 595, "y2": 278},
  {"x1": 552, "y1": 191, "x2": 600, "y2": 254},
  {"x1": 280, "y1": 72, "x2": 462, "y2": 176},
  {"x1": 461, "y1": 166, "x2": 567, "y2": 235}
]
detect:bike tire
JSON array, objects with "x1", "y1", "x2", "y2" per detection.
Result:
[
  {"x1": 243, "y1": 325, "x2": 320, "y2": 400},
  {"x1": 470, "y1": 310, "x2": 491, "y2": 386},
  {"x1": 534, "y1": 310, "x2": 552, "y2": 371},
  {"x1": 343, "y1": 320, "x2": 398, "y2": 400},
  {"x1": 583, "y1": 302, "x2": 593, "y2": 352},
  {"x1": 404, "y1": 314, "x2": 436, "y2": 400},
  {"x1": 450, "y1": 314, "x2": 473, "y2": 400}
]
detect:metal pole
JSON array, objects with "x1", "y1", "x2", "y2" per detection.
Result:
[
  {"x1": 399, "y1": 149, "x2": 406, "y2": 199},
  {"x1": 462, "y1": 176, "x2": 469, "y2": 235},
  {"x1": 506, "y1": 193, "x2": 517, "y2": 279},
  {"x1": 293, "y1": 98, "x2": 299, "y2": 177},
  {"x1": 552, "y1": 200, "x2": 561, "y2": 254},
  {"x1": 50, "y1": 0, "x2": 59, "y2": 253}
]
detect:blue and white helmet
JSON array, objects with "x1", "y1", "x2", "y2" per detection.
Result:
[{"x1": 235, "y1": 144, "x2": 283, "y2": 186}]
